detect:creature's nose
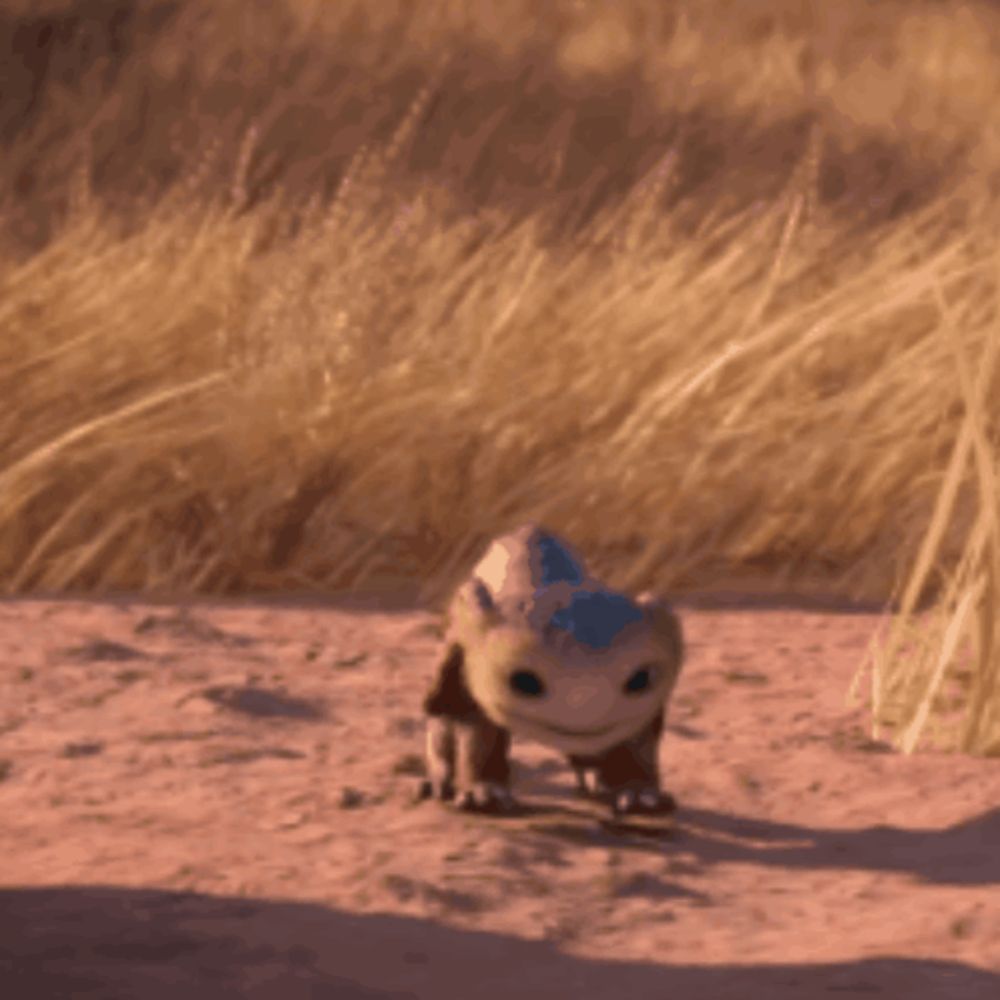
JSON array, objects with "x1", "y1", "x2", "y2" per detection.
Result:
[{"x1": 565, "y1": 684, "x2": 602, "y2": 710}]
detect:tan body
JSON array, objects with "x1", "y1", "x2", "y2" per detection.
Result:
[{"x1": 418, "y1": 524, "x2": 684, "y2": 816}]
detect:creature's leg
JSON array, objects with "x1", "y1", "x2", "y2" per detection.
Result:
[
  {"x1": 419, "y1": 643, "x2": 516, "y2": 813},
  {"x1": 420, "y1": 716, "x2": 456, "y2": 801},
  {"x1": 572, "y1": 765, "x2": 588, "y2": 794},
  {"x1": 568, "y1": 711, "x2": 676, "y2": 816},
  {"x1": 571, "y1": 763, "x2": 601, "y2": 796},
  {"x1": 452, "y1": 716, "x2": 515, "y2": 813}
]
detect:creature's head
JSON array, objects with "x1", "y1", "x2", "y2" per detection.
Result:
[{"x1": 447, "y1": 525, "x2": 684, "y2": 755}]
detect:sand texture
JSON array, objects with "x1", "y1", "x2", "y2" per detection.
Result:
[{"x1": 1, "y1": 594, "x2": 998, "y2": 999}]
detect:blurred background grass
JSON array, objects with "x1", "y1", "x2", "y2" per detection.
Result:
[{"x1": 1, "y1": 0, "x2": 997, "y2": 752}]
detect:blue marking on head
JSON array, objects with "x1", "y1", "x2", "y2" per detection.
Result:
[
  {"x1": 536, "y1": 533, "x2": 584, "y2": 586},
  {"x1": 547, "y1": 590, "x2": 643, "y2": 651}
]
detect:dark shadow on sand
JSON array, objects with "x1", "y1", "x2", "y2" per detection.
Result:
[
  {"x1": 505, "y1": 768, "x2": 1000, "y2": 890},
  {"x1": 2, "y1": 884, "x2": 998, "y2": 1000},
  {"x1": 675, "y1": 804, "x2": 1000, "y2": 888}
]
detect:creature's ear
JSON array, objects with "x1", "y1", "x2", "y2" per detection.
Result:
[
  {"x1": 452, "y1": 577, "x2": 502, "y2": 631},
  {"x1": 637, "y1": 591, "x2": 684, "y2": 669},
  {"x1": 472, "y1": 579, "x2": 495, "y2": 613}
]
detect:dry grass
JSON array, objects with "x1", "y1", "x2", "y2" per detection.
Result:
[{"x1": 1, "y1": 0, "x2": 998, "y2": 753}]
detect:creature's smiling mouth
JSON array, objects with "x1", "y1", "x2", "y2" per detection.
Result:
[{"x1": 506, "y1": 710, "x2": 620, "y2": 738}]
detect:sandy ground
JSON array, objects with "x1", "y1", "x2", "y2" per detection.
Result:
[{"x1": 0, "y1": 590, "x2": 998, "y2": 999}]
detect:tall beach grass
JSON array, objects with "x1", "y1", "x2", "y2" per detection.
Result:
[{"x1": 1, "y1": 0, "x2": 998, "y2": 753}]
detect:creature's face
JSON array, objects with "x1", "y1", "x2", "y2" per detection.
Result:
[
  {"x1": 448, "y1": 528, "x2": 684, "y2": 755},
  {"x1": 463, "y1": 618, "x2": 681, "y2": 755}
]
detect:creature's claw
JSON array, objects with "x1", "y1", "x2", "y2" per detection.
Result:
[
  {"x1": 612, "y1": 786, "x2": 677, "y2": 817},
  {"x1": 576, "y1": 768, "x2": 615, "y2": 800},
  {"x1": 416, "y1": 777, "x2": 455, "y2": 803},
  {"x1": 454, "y1": 782, "x2": 518, "y2": 815}
]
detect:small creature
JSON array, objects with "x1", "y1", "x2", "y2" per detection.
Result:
[{"x1": 417, "y1": 523, "x2": 684, "y2": 817}]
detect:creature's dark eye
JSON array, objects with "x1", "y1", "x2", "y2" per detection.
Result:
[
  {"x1": 509, "y1": 669, "x2": 546, "y2": 697},
  {"x1": 624, "y1": 665, "x2": 655, "y2": 694}
]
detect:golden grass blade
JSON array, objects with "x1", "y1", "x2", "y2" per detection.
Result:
[
  {"x1": 898, "y1": 577, "x2": 982, "y2": 754},
  {"x1": 0, "y1": 374, "x2": 227, "y2": 492}
]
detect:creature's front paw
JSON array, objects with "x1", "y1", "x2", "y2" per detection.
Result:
[
  {"x1": 611, "y1": 786, "x2": 677, "y2": 817},
  {"x1": 416, "y1": 776, "x2": 455, "y2": 802},
  {"x1": 455, "y1": 782, "x2": 519, "y2": 815}
]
